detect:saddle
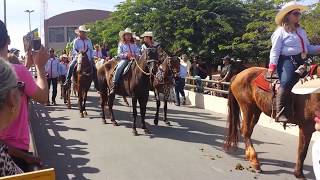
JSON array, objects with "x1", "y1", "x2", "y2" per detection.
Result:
[
  {"x1": 111, "y1": 60, "x2": 134, "y2": 79},
  {"x1": 254, "y1": 64, "x2": 318, "y2": 93}
]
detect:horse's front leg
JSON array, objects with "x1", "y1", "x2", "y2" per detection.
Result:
[
  {"x1": 107, "y1": 92, "x2": 118, "y2": 126},
  {"x1": 139, "y1": 96, "x2": 150, "y2": 134},
  {"x1": 132, "y1": 96, "x2": 138, "y2": 136},
  {"x1": 78, "y1": 90, "x2": 84, "y2": 118},
  {"x1": 154, "y1": 92, "x2": 160, "y2": 125},
  {"x1": 163, "y1": 100, "x2": 170, "y2": 126},
  {"x1": 294, "y1": 124, "x2": 314, "y2": 179},
  {"x1": 100, "y1": 93, "x2": 107, "y2": 124},
  {"x1": 83, "y1": 91, "x2": 88, "y2": 116}
]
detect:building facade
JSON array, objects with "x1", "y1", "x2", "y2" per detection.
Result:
[{"x1": 44, "y1": 9, "x2": 111, "y2": 50}]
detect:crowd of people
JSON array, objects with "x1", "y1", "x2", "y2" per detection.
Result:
[{"x1": 1, "y1": 1, "x2": 320, "y2": 179}]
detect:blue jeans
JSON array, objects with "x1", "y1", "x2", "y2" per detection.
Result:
[
  {"x1": 66, "y1": 59, "x2": 77, "y2": 81},
  {"x1": 113, "y1": 59, "x2": 129, "y2": 83},
  {"x1": 277, "y1": 57, "x2": 302, "y2": 90},
  {"x1": 175, "y1": 78, "x2": 185, "y2": 104}
]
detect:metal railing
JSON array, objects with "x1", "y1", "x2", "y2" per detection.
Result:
[{"x1": 185, "y1": 75, "x2": 231, "y2": 96}]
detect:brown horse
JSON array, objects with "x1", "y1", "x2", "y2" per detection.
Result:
[
  {"x1": 65, "y1": 51, "x2": 93, "y2": 117},
  {"x1": 150, "y1": 47, "x2": 180, "y2": 126},
  {"x1": 224, "y1": 66, "x2": 319, "y2": 179},
  {"x1": 98, "y1": 48, "x2": 158, "y2": 135}
]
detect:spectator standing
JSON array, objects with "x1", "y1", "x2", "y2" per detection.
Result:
[
  {"x1": 45, "y1": 48, "x2": 60, "y2": 105},
  {"x1": 190, "y1": 56, "x2": 207, "y2": 92},
  {"x1": 101, "y1": 43, "x2": 109, "y2": 59},
  {"x1": 175, "y1": 59, "x2": 188, "y2": 106}
]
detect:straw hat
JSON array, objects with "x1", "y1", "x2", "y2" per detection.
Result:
[
  {"x1": 141, "y1": 31, "x2": 153, "y2": 38},
  {"x1": 119, "y1": 28, "x2": 133, "y2": 38},
  {"x1": 275, "y1": 1, "x2": 308, "y2": 25},
  {"x1": 75, "y1": 25, "x2": 90, "y2": 34},
  {"x1": 61, "y1": 54, "x2": 68, "y2": 58},
  {"x1": 291, "y1": 77, "x2": 320, "y2": 95}
]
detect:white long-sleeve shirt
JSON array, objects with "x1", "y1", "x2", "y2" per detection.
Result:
[
  {"x1": 45, "y1": 57, "x2": 60, "y2": 78},
  {"x1": 269, "y1": 27, "x2": 320, "y2": 65}
]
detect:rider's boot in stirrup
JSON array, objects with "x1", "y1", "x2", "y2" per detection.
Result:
[
  {"x1": 276, "y1": 88, "x2": 289, "y2": 123},
  {"x1": 109, "y1": 82, "x2": 116, "y2": 95}
]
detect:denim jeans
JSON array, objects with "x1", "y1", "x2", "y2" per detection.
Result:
[
  {"x1": 277, "y1": 57, "x2": 302, "y2": 90},
  {"x1": 194, "y1": 75, "x2": 203, "y2": 93},
  {"x1": 66, "y1": 59, "x2": 77, "y2": 81},
  {"x1": 47, "y1": 77, "x2": 58, "y2": 102},
  {"x1": 113, "y1": 59, "x2": 129, "y2": 83},
  {"x1": 175, "y1": 78, "x2": 186, "y2": 104}
]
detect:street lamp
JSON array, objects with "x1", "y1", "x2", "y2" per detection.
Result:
[{"x1": 24, "y1": 10, "x2": 34, "y2": 33}]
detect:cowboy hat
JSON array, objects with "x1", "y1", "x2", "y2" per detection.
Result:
[
  {"x1": 75, "y1": 25, "x2": 90, "y2": 34},
  {"x1": 275, "y1": 1, "x2": 308, "y2": 25},
  {"x1": 141, "y1": 31, "x2": 153, "y2": 38},
  {"x1": 291, "y1": 77, "x2": 320, "y2": 94},
  {"x1": 119, "y1": 28, "x2": 133, "y2": 38},
  {"x1": 61, "y1": 54, "x2": 68, "y2": 58}
]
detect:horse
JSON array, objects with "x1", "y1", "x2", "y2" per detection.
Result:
[
  {"x1": 224, "y1": 66, "x2": 320, "y2": 179},
  {"x1": 150, "y1": 47, "x2": 180, "y2": 126},
  {"x1": 98, "y1": 48, "x2": 158, "y2": 135},
  {"x1": 65, "y1": 50, "x2": 93, "y2": 117}
]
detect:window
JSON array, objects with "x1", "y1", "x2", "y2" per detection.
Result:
[
  {"x1": 49, "y1": 27, "x2": 65, "y2": 43},
  {"x1": 67, "y1": 27, "x2": 77, "y2": 42}
]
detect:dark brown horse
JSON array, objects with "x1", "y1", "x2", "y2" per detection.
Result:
[
  {"x1": 224, "y1": 66, "x2": 319, "y2": 179},
  {"x1": 98, "y1": 48, "x2": 157, "y2": 135},
  {"x1": 150, "y1": 47, "x2": 180, "y2": 126},
  {"x1": 65, "y1": 51, "x2": 93, "y2": 117}
]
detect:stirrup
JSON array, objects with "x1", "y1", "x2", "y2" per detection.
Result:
[{"x1": 275, "y1": 107, "x2": 289, "y2": 122}]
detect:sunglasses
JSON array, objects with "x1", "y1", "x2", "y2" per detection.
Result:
[{"x1": 291, "y1": 11, "x2": 301, "y2": 17}]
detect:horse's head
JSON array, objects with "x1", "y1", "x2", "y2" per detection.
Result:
[
  {"x1": 143, "y1": 47, "x2": 160, "y2": 75},
  {"x1": 165, "y1": 56, "x2": 180, "y2": 78}
]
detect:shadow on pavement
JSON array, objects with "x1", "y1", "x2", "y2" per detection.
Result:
[{"x1": 29, "y1": 101, "x2": 100, "y2": 180}]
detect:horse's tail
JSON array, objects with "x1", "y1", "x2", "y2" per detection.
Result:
[{"x1": 224, "y1": 84, "x2": 241, "y2": 151}]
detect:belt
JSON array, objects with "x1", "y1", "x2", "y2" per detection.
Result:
[{"x1": 279, "y1": 54, "x2": 304, "y2": 61}]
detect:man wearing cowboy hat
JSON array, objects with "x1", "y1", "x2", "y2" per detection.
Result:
[
  {"x1": 63, "y1": 25, "x2": 99, "y2": 90},
  {"x1": 140, "y1": 31, "x2": 159, "y2": 52},
  {"x1": 268, "y1": 1, "x2": 320, "y2": 122}
]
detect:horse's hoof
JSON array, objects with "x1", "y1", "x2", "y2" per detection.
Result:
[
  {"x1": 251, "y1": 163, "x2": 261, "y2": 172},
  {"x1": 111, "y1": 120, "x2": 119, "y2": 126},
  {"x1": 102, "y1": 119, "x2": 107, "y2": 124},
  {"x1": 294, "y1": 171, "x2": 306, "y2": 179},
  {"x1": 80, "y1": 113, "x2": 84, "y2": 118},
  {"x1": 154, "y1": 119, "x2": 158, "y2": 126},
  {"x1": 144, "y1": 129, "x2": 150, "y2": 134},
  {"x1": 132, "y1": 130, "x2": 138, "y2": 136},
  {"x1": 84, "y1": 111, "x2": 88, "y2": 116}
]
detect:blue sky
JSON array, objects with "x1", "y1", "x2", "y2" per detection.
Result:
[
  {"x1": 0, "y1": 0, "x2": 318, "y2": 53},
  {"x1": 0, "y1": 0, "x2": 123, "y2": 52}
]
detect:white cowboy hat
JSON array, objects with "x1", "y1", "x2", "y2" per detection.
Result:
[
  {"x1": 119, "y1": 28, "x2": 133, "y2": 38},
  {"x1": 141, "y1": 31, "x2": 154, "y2": 38},
  {"x1": 75, "y1": 25, "x2": 90, "y2": 33},
  {"x1": 275, "y1": 1, "x2": 308, "y2": 25},
  {"x1": 61, "y1": 54, "x2": 68, "y2": 58},
  {"x1": 292, "y1": 77, "x2": 320, "y2": 94}
]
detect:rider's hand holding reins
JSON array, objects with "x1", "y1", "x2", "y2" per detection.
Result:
[{"x1": 268, "y1": 63, "x2": 276, "y2": 76}]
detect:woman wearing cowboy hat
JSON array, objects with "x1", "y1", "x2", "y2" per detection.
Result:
[
  {"x1": 110, "y1": 28, "x2": 141, "y2": 94},
  {"x1": 140, "y1": 31, "x2": 159, "y2": 52},
  {"x1": 63, "y1": 25, "x2": 99, "y2": 91},
  {"x1": 268, "y1": 1, "x2": 320, "y2": 123}
]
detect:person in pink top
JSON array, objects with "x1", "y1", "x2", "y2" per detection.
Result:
[{"x1": 0, "y1": 20, "x2": 49, "y2": 172}]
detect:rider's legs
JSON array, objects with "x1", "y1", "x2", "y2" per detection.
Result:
[
  {"x1": 276, "y1": 58, "x2": 301, "y2": 122},
  {"x1": 64, "y1": 59, "x2": 77, "y2": 85},
  {"x1": 110, "y1": 59, "x2": 129, "y2": 94}
]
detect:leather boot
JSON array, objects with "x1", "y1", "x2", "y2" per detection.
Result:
[{"x1": 276, "y1": 88, "x2": 289, "y2": 122}]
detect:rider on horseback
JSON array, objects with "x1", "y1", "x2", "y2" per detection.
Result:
[
  {"x1": 140, "y1": 31, "x2": 159, "y2": 52},
  {"x1": 63, "y1": 25, "x2": 98, "y2": 91},
  {"x1": 109, "y1": 28, "x2": 141, "y2": 94},
  {"x1": 268, "y1": 1, "x2": 320, "y2": 122}
]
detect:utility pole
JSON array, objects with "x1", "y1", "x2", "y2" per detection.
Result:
[
  {"x1": 25, "y1": 9, "x2": 34, "y2": 33},
  {"x1": 3, "y1": 0, "x2": 6, "y2": 26}
]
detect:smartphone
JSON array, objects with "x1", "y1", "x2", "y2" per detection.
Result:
[{"x1": 32, "y1": 38, "x2": 41, "y2": 52}]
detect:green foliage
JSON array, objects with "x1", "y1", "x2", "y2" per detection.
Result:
[{"x1": 86, "y1": 0, "x2": 319, "y2": 64}]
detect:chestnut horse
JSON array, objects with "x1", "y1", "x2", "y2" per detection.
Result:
[
  {"x1": 224, "y1": 66, "x2": 319, "y2": 179},
  {"x1": 65, "y1": 51, "x2": 93, "y2": 117}
]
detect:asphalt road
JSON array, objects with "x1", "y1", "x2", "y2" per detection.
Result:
[{"x1": 29, "y1": 89, "x2": 316, "y2": 180}]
